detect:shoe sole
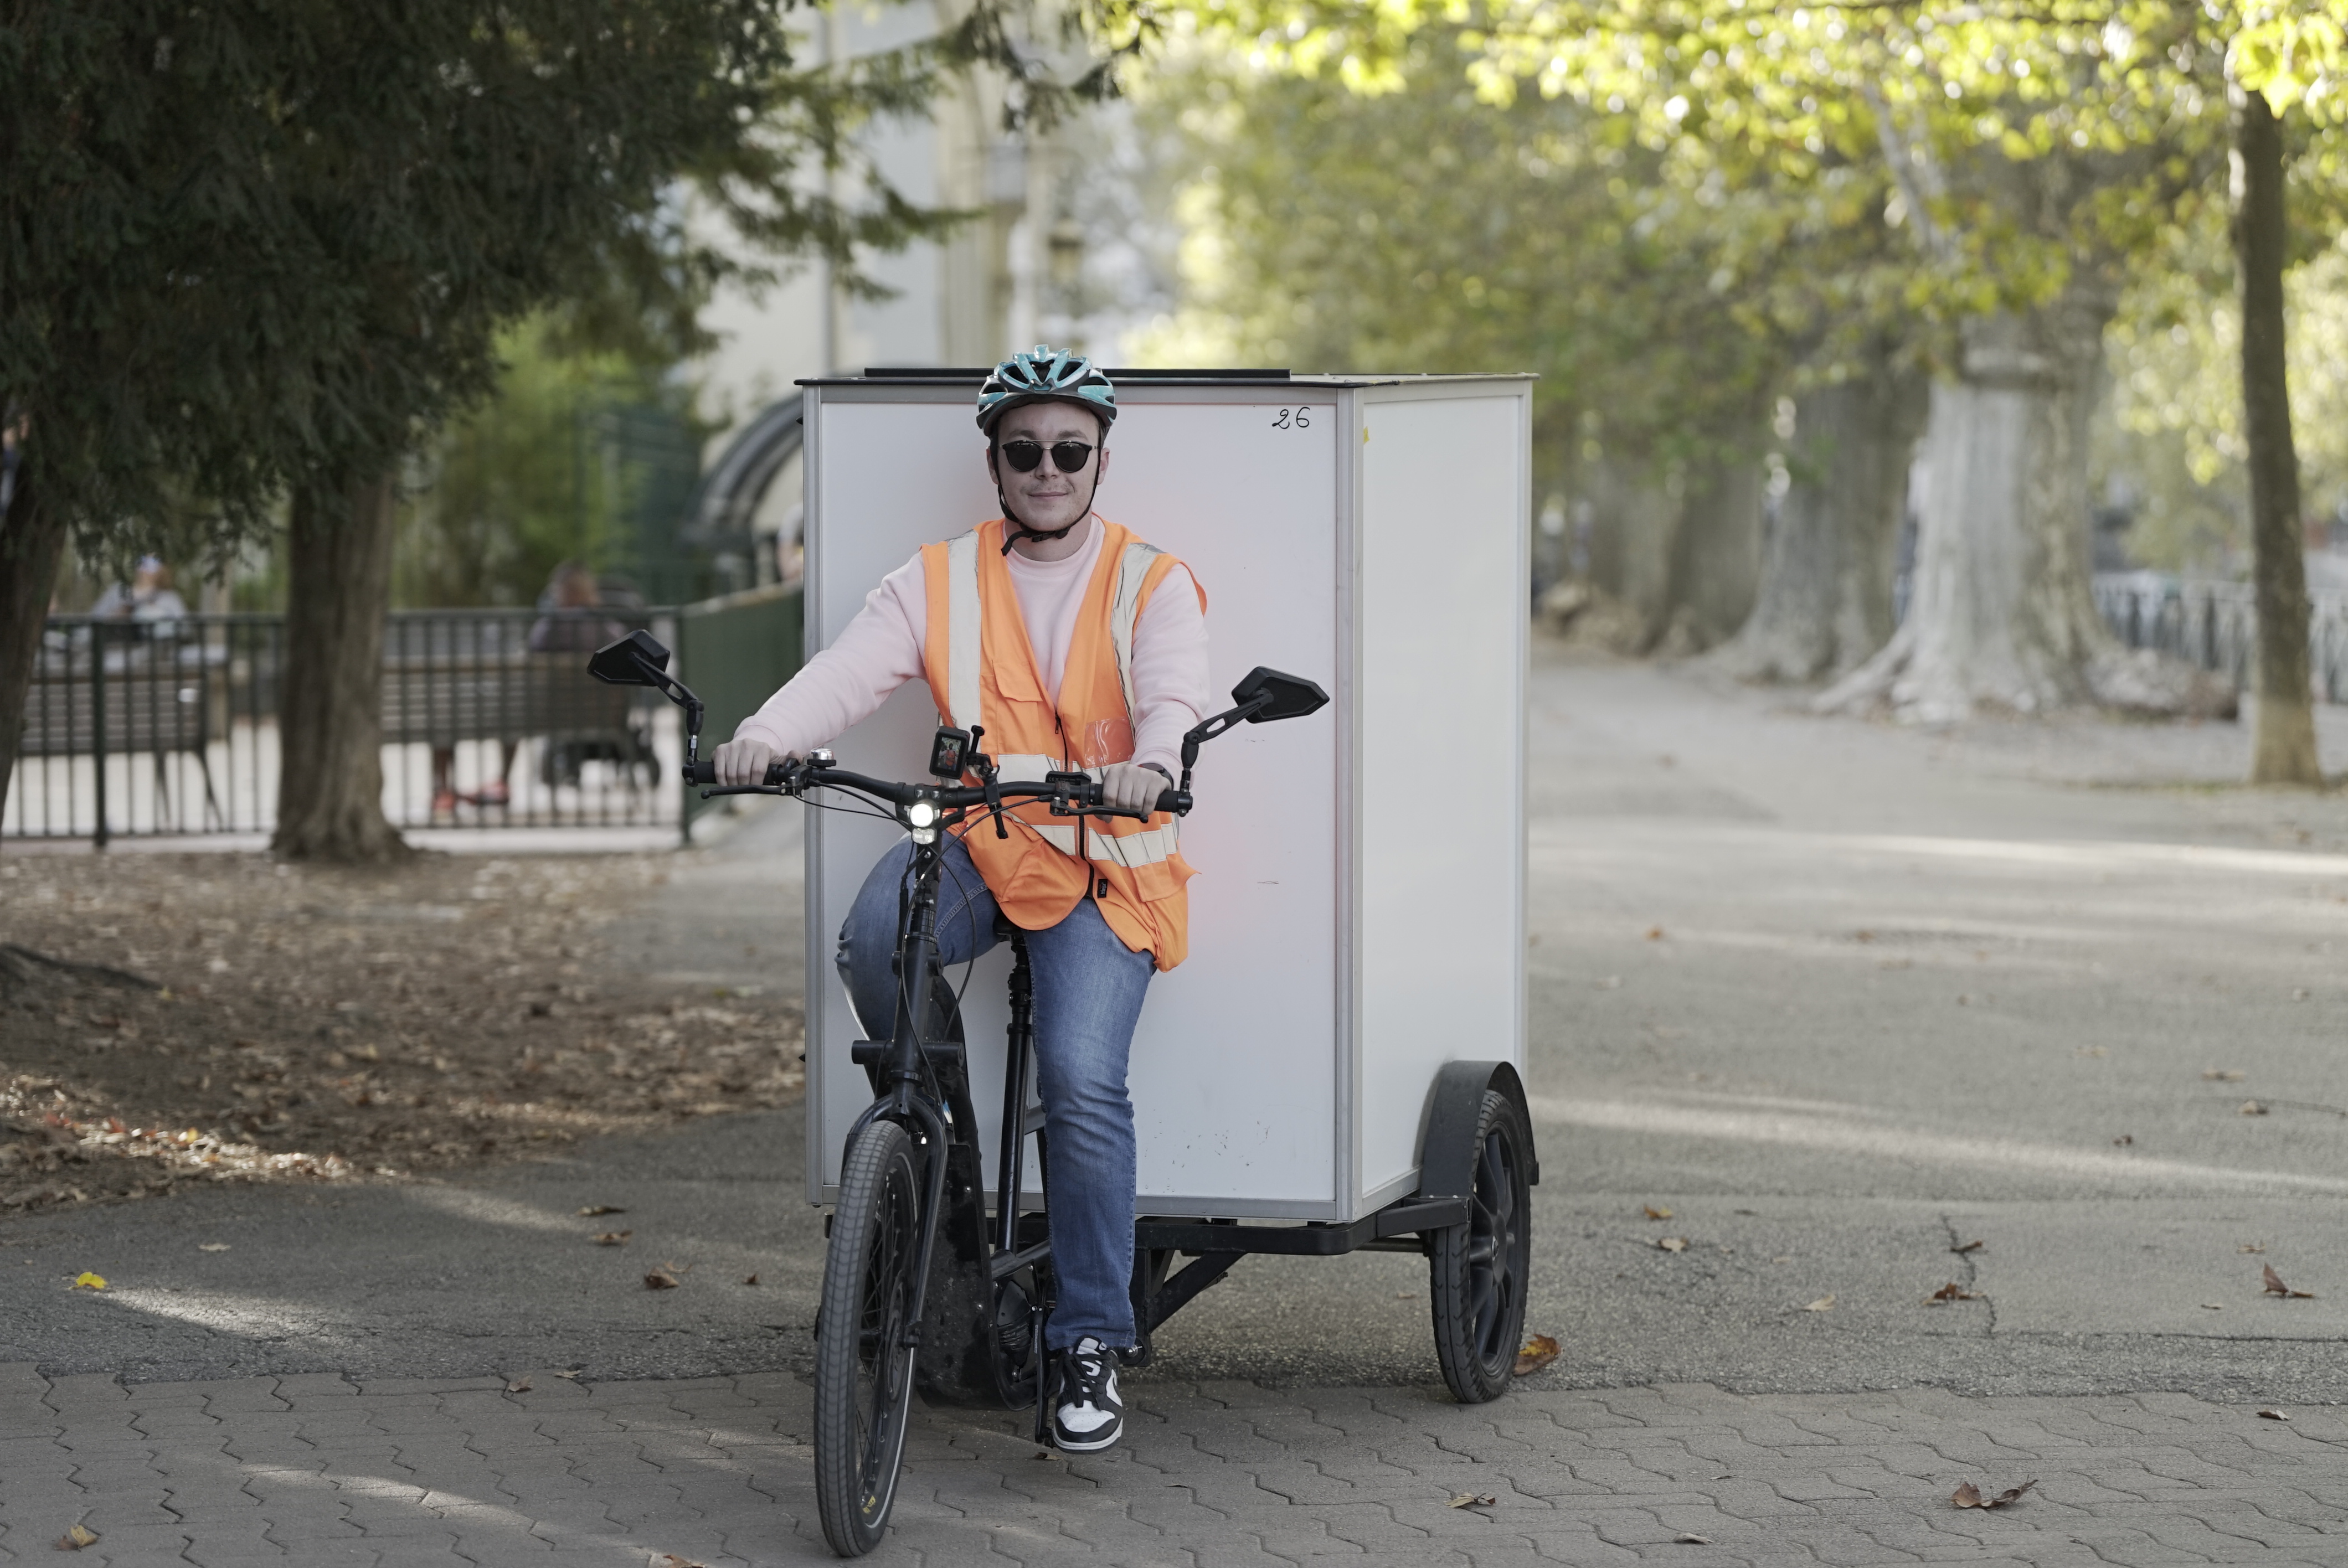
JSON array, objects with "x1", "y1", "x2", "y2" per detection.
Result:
[{"x1": 1052, "y1": 1424, "x2": 1122, "y2": 1453}]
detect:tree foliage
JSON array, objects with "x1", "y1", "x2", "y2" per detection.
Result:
[{"x1": 1, "y1": 0, "x2": 951, "y2": 565}]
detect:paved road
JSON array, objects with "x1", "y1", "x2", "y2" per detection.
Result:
[{"x1": 4, "y1": 653, "x2": 2346, "y2": 1565}]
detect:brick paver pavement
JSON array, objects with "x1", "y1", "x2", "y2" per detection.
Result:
[{"x1": 2, "y1": 1361, "x2": 2341, "y2": 1567}]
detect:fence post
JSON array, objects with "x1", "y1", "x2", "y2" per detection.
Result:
[{"x1": 91, "y1": 622, "x2": 110, "y2": 850}]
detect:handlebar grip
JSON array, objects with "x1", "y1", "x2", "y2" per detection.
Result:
[
  {"x1": 686, "y1": 759, "x2": 792, "y2": 787},
  {"x1": 1155, "y1": 788, "x2": 1192, "y2": 816}
]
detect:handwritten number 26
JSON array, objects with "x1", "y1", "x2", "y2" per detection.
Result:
[{"x1": 1271, "y1": 408, "x2": 1310, "y2": 429}]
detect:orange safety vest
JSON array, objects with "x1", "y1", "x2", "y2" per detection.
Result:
[{"x1": 919, "y1": 516, "x2": 1205, "y2": 971}]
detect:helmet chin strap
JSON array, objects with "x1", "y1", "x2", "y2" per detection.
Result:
[{"x1": 996, "y1": 457, "x2": 1104, "y2": 556}]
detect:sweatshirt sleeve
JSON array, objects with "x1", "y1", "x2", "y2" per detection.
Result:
[
  {"x1": 732, "y1": 555, "x2": 929, "y2": 755},
  {"x1": 1130, "y1": 565, "x2": 1210, "y2": 778}
]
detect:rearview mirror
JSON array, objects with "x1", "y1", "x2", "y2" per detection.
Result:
[
  {"x1": 588, "y1": 630, "x2": 672, "y2": 687},
  {"x1": 1231, "y1": 667, "x2": 1329, "y2": 723}
]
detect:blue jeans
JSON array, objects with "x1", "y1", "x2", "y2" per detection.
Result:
[{"x1": 838, "y1": 834, "x2": 1152, "y2": 1352}]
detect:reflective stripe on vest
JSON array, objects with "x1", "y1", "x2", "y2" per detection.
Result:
[
  {"x1": 1108, "y1": 540, "x2": 1163, "y2": 719},
  {"x1": 944, "y1": 531, "x2": 984, "y2": 731},
  {"x1": 1088, "y1": 822, "x2": 1178, "y2": 868}
]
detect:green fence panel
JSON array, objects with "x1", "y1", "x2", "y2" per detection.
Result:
[{"x1": 675, "y1": 582, "x2": 804, "y2": 838}]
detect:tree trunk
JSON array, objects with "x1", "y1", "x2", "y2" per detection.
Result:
[
  {"x1": 1572, "y1": 456, "x2": 1680, "y2": 647},
  {"x1": 1709, "y1": 357, "x2": 1928, "y2": 683},
  {"x1": 0, "y1": 464, "x2": 70, "y2": 818},
  {"x1": 1817, "y1": 292, "x2": 2231, "y2": 721},
  {"x1": 272, "y1": 471, "x2": 409, "y2": 862},
  {"x1": 2234, "y1": 89, "x2": 2320, "y2": 784},
  {"x1": 1660, "y1": 436, "x2": 1765, "y2": 655}
]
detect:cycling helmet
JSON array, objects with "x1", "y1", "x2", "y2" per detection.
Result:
[{"x1": 976, "y1": 345, "x2": 1117, "y2": 433}]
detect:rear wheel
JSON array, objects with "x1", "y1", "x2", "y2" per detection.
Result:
[
  {"x1": 815, "y1": 1119, "x2": 925, "y2": 1556},
  {"x1": 1428, "y1": 1089, "x2": 1532, "y2": 1403}
]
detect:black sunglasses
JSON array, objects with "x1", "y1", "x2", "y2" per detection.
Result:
[{"x1": 998, "y1": 439, "x2": 1096, "y2": 474}]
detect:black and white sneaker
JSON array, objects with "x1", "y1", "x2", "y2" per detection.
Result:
[{"x1": 1051, "y1": 1337, "x2": 1124, "y2": 1452}]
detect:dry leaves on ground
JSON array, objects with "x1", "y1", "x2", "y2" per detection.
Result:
[
  {"x1": 645, "y1": 1268, "x2": 680, "y2": 1290},
  {"x1": 578, "y1": 1205, "x2": 626, "y2": 1216},
  {"x1": 592, "y1": 1231, "x2": 631, "y2": 1246},
  {"x1": 2258, "y1": 1409, "x2": 2290, "y2": 1421},
  {"x1": 505, "y1": 1379, "x2": 531, "y2": 1394},
  {"x1": 0, "y1": 854, "x2": 806, "y2": 1219},
  {"x1": 1643, "y1": 1204, "x2": 1672, "y2": 1220},
  {"x1": 71, "y1": 1272, "x2": 104, "y2": 1290},
  {"x1": 1446, "y1": 1493, "x2": 1497, "y2": 1509},
  {"x1": 657, "y1": 1557, "x2": 707, "y2": 1568},
  {"x1": 1950, "y1": 1240, "x2": 1984, "y2": 1254},
  {"x1": 1657, "y1": 1236, "x2": 1689, "y2": 1253},
  {"x1": 2263, "y1": 1265, "x2": 2316, "y2": 1299},
  {"x1": 1924, "y1": 1283, "x2": 1981, "y2": 1304},
  {"x1": 1951, "y1": 1479, "x2": 2037, "y2": 1510},
  {"x1": 1514, "y1": 1334, "x2": 1561, "y2": 1376},
  {"x1": 1674, "y1": 1534, "x2": 1711, "y2": 1545},
  {"x1": 2241, "y1": 1101, "x2": 2269, "y2": 1116},
  {"x1": 1800, "y1": 1294, "x2": 1835, "y2": 1312},
  {"x1": 55, "y1": 1523, "x2": 99, "y2": 1550},
  {"x1": 2203, "y1": 1069, "x2": 2246, "y2": 1082}
]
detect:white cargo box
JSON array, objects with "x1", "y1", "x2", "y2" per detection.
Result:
[{"x1": 800, "y1": 370, "x2": 1529, "y2": 1222}]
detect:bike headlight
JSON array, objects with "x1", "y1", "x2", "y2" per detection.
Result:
[{"x1": 905, "y1": 800, "x2": 938, "y2": 829}]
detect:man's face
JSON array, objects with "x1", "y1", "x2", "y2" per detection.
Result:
[{"x1": 987, "y1": 402, "x2": 1108, "y2": 534}]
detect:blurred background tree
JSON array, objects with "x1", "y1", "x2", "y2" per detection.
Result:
[{"x1": 391, "y1": 318, "x2": 709, "y2": 611}]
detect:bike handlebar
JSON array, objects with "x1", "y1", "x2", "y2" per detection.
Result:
[{"x1": 683, "y1": 757, "x2": 1190, "y2": 818}]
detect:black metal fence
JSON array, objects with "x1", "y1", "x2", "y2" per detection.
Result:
[
  {"x1": 6, "y1": 610, "x2": 685, "y2": 843},
  {"x1": 2092, "y1": 572, "x2": 2348, "y2": 703}
]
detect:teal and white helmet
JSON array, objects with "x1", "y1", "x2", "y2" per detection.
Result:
[{"x1": 976, "y1": 345, "x2": 1117, "y2": 434}]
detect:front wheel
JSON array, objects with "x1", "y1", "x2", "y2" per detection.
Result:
[
  {"x1": 815, "y1": 1118, "x2": 926, "y2": 1556},
  {"x1": 1428, "y1": 1089, "x2": 1533, "y2": 1403}
]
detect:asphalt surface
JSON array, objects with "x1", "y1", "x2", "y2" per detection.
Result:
[{"x1": 4, "y1": 654, "x2": 2346, "y2": 1406}]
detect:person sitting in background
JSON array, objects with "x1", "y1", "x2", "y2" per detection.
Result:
[
  {"x1": 429, "y1": 561, "x2": 625, "y2": 815},
  {"x1": 90, "y1": 556, "x2": 189, "y2": 626}
]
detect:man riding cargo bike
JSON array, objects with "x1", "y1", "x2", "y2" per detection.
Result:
[{"x1": 587, "y1": 348, "x2": 1534, "y2": 1558}]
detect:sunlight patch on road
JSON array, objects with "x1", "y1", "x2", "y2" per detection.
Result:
[
  {"x1": 102, "y1": 1288, "x2": 334, "y2": 1339},
  {"x1": 400, "y1": 1185, "x2": 587, "y2": 1233},
  {"x1": 1527, "y1": 1094, "x2": 2348, "y2": 1195}
]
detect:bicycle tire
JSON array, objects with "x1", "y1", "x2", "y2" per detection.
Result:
[
  {"x1": 815, "y1": 1118, "x2": 925, "y2": 1556},
  {"x1": 1427, "y1": 1089, "x2": 1533, "y2": 1403}
]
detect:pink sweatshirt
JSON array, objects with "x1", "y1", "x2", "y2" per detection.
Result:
[{"x1": 734, "y1": 516, "x2": 1210, "y2": 777}]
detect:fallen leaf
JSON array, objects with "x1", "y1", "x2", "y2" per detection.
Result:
[
  {"x1": 592, "y1": 1231, "x2": 632, "y2": 1246},
  {"x1": 2201, "y1": 1303, "x2": 2225, "y2": 1311},
  {"x1": 1951, "y1": 1479, "x2": 2037, "y2": 1510},
  {"x1": 1950, "y1": 1240, "x2": 1985, "y2": 1255},
  {"x1": 1514, "y1": 1334, "x2": 1561, "y2": 1376},
  {"x1": 197, "y1": 1243, "x2": 230, "y2": 1253},
  {"x1": 1033, "y1": 1448, "x2": 1053, "y2": 1460},
  {"x1": 2112, "y1": 1134, "x2": 2134, "y2": 1146},
  {"x1": 663, "y1": 1259, "x2": 693, "y2": 1275},
  {"x1": 1801, "y1": 1294, "x2": 1835, "y2": 1313},
  {"x1": 2241, "y1": 1243, "x2": 2267, "y2": 1254},
  {"x1": 1446, "y1": 1493, "x2": 1497, "y2": 1509},
  {"x1": 553, "y1": 1370, "x2": 581, "y2": 1380},
  {"x1": 506, "y1": 1379, "x2": 532, "y2": 1394},
  {"x1": 71, "y1": 1273, "x2": 105, "y2": 1291},
  {"x1": 2203, "y1": 1069, "x2": 2246, "y2": 1081},
  {"x1": 1674, "y1": 1534, "x2": 1712, "y2": 1545},
  {"x1": 656, "y1": 1557, "x2": 706, "y2": 1568},
  {"x1": 2258, "y1": 1408, "x2": 2289, "y2": 1421},
  {"x1": 1657, "y1": 1237, "x2": 1690, "y2": 1253},
  {"x1": 645, "y1": 1270, "x2": 679, "y2": 1291},
  {"x1": 1925, "y1": 1282, "x2": 1981, "y2": 1304},
  {"x1": 1644, "y1": 1205, "x2": 1674, "y2": 1220},
  {"x1": 55, "y1": 1523, "x2": 99, "y2": 1549},
  {"x1": 578, "y1": 1205, "x2": 627, "y2": 1217},
  {"x1": 743, "y1": 1275, "x2": 760, "y2": 1287},
  {"x1": 1394, "y1": 1290, "x2": 1415, "y2": 1299},
  {"x1": 2075, "y1": 1044, "x2": 2107, "y2": 1056},
  {"x1": 2241, "y1": 1100, "x2": 2269, "y2": 1116},
  {"x1": 2263, "y1": 1265, "x2": 2316, "y2": 1299},
  {"x1": 1645, "y1": 927, "x2": 1665, "y2": 941}
]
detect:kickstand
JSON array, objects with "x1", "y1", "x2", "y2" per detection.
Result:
[{"x1": 1031, "y1": 1305, "x2": 1051, "y2": 1446}]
